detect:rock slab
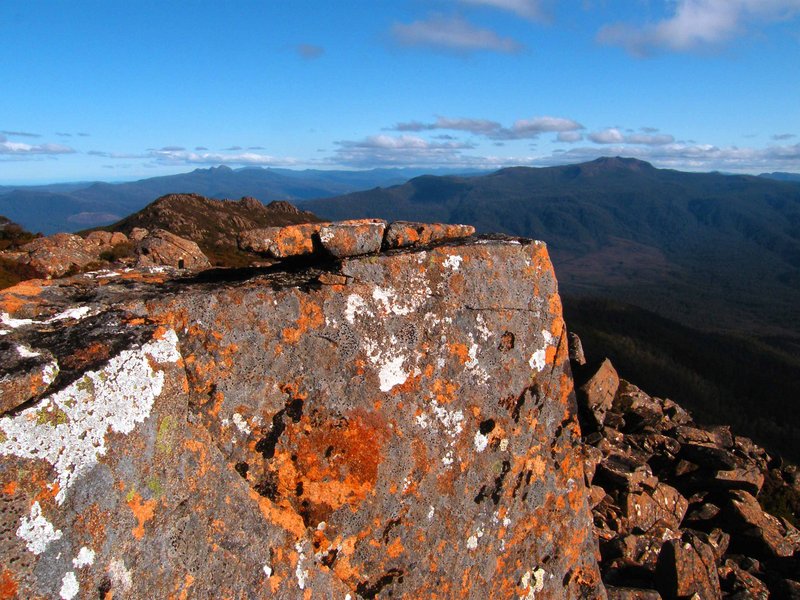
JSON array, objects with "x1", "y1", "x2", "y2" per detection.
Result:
[{"x1": 0, "y1": 236, "x2": 604, "y2": 599}]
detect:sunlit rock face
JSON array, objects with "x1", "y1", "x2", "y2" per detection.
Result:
[{"x1": 0, "y1": 234, "x2": 604, "y2": 599}]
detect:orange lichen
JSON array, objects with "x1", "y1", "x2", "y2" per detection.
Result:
[
  {"x1": 447, "y1": 343, "x2": 470, "y2": 365},
  {"x1": 0, "y1": 570, "x2": 18, "y2": 600},
  {"x1": 127, "y1": 492, "x2": 157, "y2": 539},
  {"x1": 282, "y1": 295, "x2": 324, "y2": 343},
  {"x1": 386, "y1": 537, "x2": 405, "y2": 558},
  {"x1": 2, "y1": 481, "x2": 17, "y2": 496},
  {"x1": 0, "y1": 280, "x2": 45, "y2": 314}
]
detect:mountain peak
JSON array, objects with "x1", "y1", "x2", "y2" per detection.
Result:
[{"x1": 584, "y1": 156, "x2": 655, "y2": 173}]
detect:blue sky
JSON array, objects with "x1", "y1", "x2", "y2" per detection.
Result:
[{"x1": 1, "y1": 0, "x2": 799, "y2": 183}]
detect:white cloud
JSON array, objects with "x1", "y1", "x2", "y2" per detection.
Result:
[
  {"x1": 557, "y1": 131, "x2": 583, "y2": 142},
  {"x1": 589, "y1": 127, "x2": 674, "y2": 145},
  {"x1": 535, "y1": 142, "x2": 800, "y2": 173},
  {"x1": 392, "y1": 15, "x2": 523, "y2": 54},
  {"x1": 459, "y1": 0, "x2": 549, "y2": 21},
  {"x1": 148, "y1": 149, "x2": 301, "y2": 167},
  {"x1": 598, "y1": 0, "x2": 800, "y2": 55},
  {"x1": 392, "y1": 114, "x2": 583, "y2": 140},
  {"x1": 773, "y1": 133, "x2": 796, "y2": 140},
  {"x1": 0, "y1": 139, "x2": 76, "y2": 156}
]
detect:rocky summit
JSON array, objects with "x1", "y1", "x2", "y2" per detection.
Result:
[{"x1": 0, "y1": 225, "x2": 604, "y2": 599}]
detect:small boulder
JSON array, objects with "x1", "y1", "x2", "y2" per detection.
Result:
[
  {"x1": 135, "y1": 229, "x2": 211, "y2": 270},
  {"x1": 319, "y1": 219, "x2": 386, "y2": 258},
  {"x1": 129, "y1": 227, "x2": 149, "y2": 242},
  {"x1": 578, "y1": 358, "x2": 619, "y2": 428},
  {"x1": 568, "y1": 332, "x2": 587, "y2": 366},
  {"x1": 724, "y1": 490, "x2": 794, "y2": 558},
  {"x1": 383, "y1": 221, "x2": 475, "y2": 249},
  {"x1": 238, "y1": 223, "x2": 325, "y2": 258},
  {"x1": 15, "y1": 233, "x2": 97, "y2": 278},
  {"x1": 655, "y1": 531, "x2": 721, "y2": 600}
]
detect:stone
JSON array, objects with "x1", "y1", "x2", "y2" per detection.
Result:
[
  {"x1": 595, "y1": 452, "x2": 657, "y2": 493},
  {"x1": 578, "y1": 358, "x2": 619, "y2": 428},
  {"x1": 383, "y1": 221, "x2": 475, "y2": 249},
  {"x1": 135, "y1": 228, "x2": 211, "y2": 270},
  {"x1": 129, "y1": 227, "x2": 149, "y2": 242},
  {"x1": 718, "y1": 559, "x2": 770, "y2": 599},
  {"x1": 83, "y1": 231, "x2": 129, "y2": 249},
  {"x1": 724, "y1": 490, "x2": 794, "y2": 558},
  {"x1": 605, "y1": 586, "x2": 662, "y2": 599},
  {"x1": 0, "y1": 339, "x2": 58, "y2": 414},
  {"x1": 710, "y1": 466, "x2": 764, "y2": 495},
  {"x1": 655, "y1": 531, "x2": 721, "y2": 600},
  {"x1": 568, "y1": 332, "x2": 587, "y2": 366},
  {"x1": 13, "y1": 233, "x2": 97, "y2": 278},
  {"x1": 318, "y1": 219, "x2": 386, "y2": 258},
  {"x1": 678, "y1": 442, "x2": 738, "y2": 471},
  {"x1": 622, "y1": 483, "x2": 688, "y2": 533},
  {"x1": 237, "y1": 223, "x2": 325, "y2": 258},
  {"x1": 0, "y1": 234, "x2": 605, "y2": 599}
]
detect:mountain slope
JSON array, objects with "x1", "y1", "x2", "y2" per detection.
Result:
[
  {"x1": 0, "y1": 166, "x2": 486, "y2": 234},
  {"x1": 101, "y1": 194, "x2": 322, "y2": 266},
  {"x1": 303, "y1": 157, "x2": 800, "y2": 341}
]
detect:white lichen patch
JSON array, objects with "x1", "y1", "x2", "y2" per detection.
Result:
[
  {"x1": 427, "y1": 506, "x2": 435, "y2": 520},
  {"x1": 73, "y1": 546, "x2": 95, "y2": 568},
  {"x1": 232, "y1": 412, "x2": 251, "y2": 435},
  {"x1": 474, "y1": 430, "x2": 490, "y2": 453},
  {"x1": 108, "y1": 559, "x2": 132, "y2": 593},
  {"x1": 475, "y1": 313, "x2": 492, "y2": 341},
  {"x1": 529, "y1": 329, "x2": 555, "y2": 372},
  {"x1": 16, "y1": 501, "x2": 62, "y2": 555},
  {"x1": 520, "y1": 567, "x2": 546, "y2": 599},
  {"x1": 0, "y1": 329, "x2": 181, "y2": 504},
  {"x1": 263, "y1": 564, "x2": 273, "y2": 578},
  {"x1": 467, "y1": 526, "x2": 485, "y2": 550},
  {"x1": 42, "y1": 361, "x2": 59, "y2": 386},
  {"x1": 431, "y1": 402, "x2": 464, "y2": 438},
  {"x1": 59, "y1": 571, "x2": 79, "y2": 600},
  {"x1": 443, "y1": 254, "x2": 463, "y2": 271},
  {"x1": 295, "y1": 541, "x2": 309, "y2": 590},
  {"x1": 344, "y1": 294, "x2": 373, "y2": 324},
  {"x1": 15, "y1": 344, "x2": 41, "y2": 358},
  {"x1": 1, "y1": 312, "x2": 34, "y2": 329}
]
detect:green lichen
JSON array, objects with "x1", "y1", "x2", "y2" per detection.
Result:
[
  {"x1": 75, "y1": 375, "x2": 96, "y2": 395},
  {"x1": 0, "y1": 429, "x2": 7, "y2": 444},
  {"x1": 156, "y1": 415, "x2": 176, "y2": 454},
  {"x1": 35, "y1": 405, "x2": 68, "y2": 427},
  {"x1": 126, "y1": 487, "x2": 137, "y2": 503},
  {"x1": 147, "y1": 477, "x2": 164, "y2": 497}
]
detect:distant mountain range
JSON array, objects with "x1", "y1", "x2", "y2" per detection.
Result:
[
  {"x1": 0, "y1": 165, "x2": 487, "y2": 234},
  {"x1": 303, "y1": 157, "x2": 800, "y2": 340}
]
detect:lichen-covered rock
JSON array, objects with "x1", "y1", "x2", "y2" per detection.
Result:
[
  {"x1": 319, "y1": 218, "x2": 386, "y2": 257},
  {"x1": 0, "y1": 235, "x2": 605, "y2": 599},
  {"x1": 12, "y1": 233, "x2": 98, "y2": 278},
  {"x1": 383, "y1": 221, "x2": 475, "y2": 249},
  {"x1": 579, "y1": 358, "x2": 619, "y2": 428},
  {"x1": 238, "y1": 223, "x2": 325, "y2": 258},
  {"x1": 135, "y1": 228, "x2": 211, "y2": 269},
  {"x1": 655, "y1": 531, "x2": 721, "y2": 599},
  {"x1": 0, "y1": 339, "x2": 58, "y2": 414}
]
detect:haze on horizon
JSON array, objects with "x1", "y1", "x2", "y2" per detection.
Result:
[{"x1": 1, "y1": 0, "x2": 799, "y2": 185}]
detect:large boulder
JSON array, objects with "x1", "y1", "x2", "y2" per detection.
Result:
[
  {"x1": 135, "y1": 228, "x2": 211, "y2": 270},
  {"x1": 0, "y1": 234, "x2": 605, "y2": 599}
]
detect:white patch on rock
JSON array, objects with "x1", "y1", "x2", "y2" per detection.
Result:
[
  {"x1": 428, "y1": 506, "x2": 435, "y2": 520},
  {"x1": 232, "y1": 413, "x2": 251, "y2": 435},
  {"x1": 59, "y1": 571, "x2": 79, "y2": 600},
  {"x1": 474, "y1": 430, "x2": 490, "y2": 453},
  {"x1": 475, "y1": 313, "x2": 491, "y2": 341},
  {"x1": 344, "y1": 294, "x2": 373, "y2": 324},
  {"x1": 431, "y1": 402, "x2": 464, "y2": 438},
  {"x1": 0, "y1": 329, "x2": 181, "y2": 504},
  {"x1": 47, "y1": 307, "x2": 92, "y2": 323},
  {"x1": 16, "y1": 501, "x2": 62, "y2": 555},
  {"x1": 108, "y1": 559, "x2": 132, "y2": 593},
  {"x1": 1, "y1": 312, "x2": 34, "y2": 329},
  {"x1": 499, "y1": 438, "x2": 509, "y2": 452},
  {"x1": 520, "y1": 567, "x2": 546, "y2": 599},
  {"x1": 42, "y1": 361, "x2": 59, "y2": 386},
  {"x1": 443, "y1": 254, "x2": 463, "y2": 271},
  {"x1": 263, "y1": 564, "x2": 273, "y2": 578},
  {"x1": 466, "y1": 535, "x2": 478, "y2": 550},
  {"x1": 73, "y1": 546, "x2": 95, "y2": 568},
  {"x1": 16, "y1": 344, "x2": 41, "y2": 358},
  {"x1": 295, "y1": 541, "x2": 309, "y2": 590},
  {"x1": 528, "y1": 348, "x2": 546, "y2": 372},
  {"x1": 442, "y1": 450, "x2": 454, "y2": 466}
]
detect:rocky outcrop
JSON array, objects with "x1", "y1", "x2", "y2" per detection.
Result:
[
  {"x1": 574, "y1": 351, "x2": 800, "y2": 598},
  {"x1": 0, "y1": 233, "x2": 604, "y2": 599},
  {"x1": 238, "y1": 219, "x2": 475, "y2": 260},
  {"x1": 134, "y1": 228, "x2": 211, "y2": 269}
]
